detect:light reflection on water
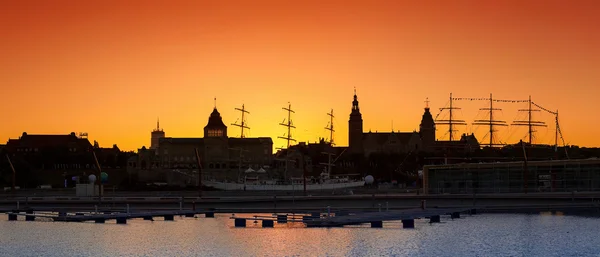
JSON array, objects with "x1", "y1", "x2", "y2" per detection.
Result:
[{"x1": 1, "y1": 213, "x2": 599, "y2": 257}]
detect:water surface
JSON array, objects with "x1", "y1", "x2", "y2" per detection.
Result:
[{"x1": 1, "y1": 213, "x2": 598, "y2": 256}]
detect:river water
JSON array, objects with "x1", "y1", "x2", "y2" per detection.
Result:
[{"x1": 0, "y1": 213, "x2": 599, "y2": 256}]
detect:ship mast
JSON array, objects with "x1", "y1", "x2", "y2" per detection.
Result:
[
  {"x1": 325, "y1": 109, "x2": 335, "y2": 145},
  {"x1": 320, "y1": 109, "x2": 336, "y2": 179},
  {"x1": 436, "y1": 93, "x2": 467, "y2": 141},
  {"x1": 511, "y1": 95, "x2": 546, "y2": 144},
  {"x1": 277, "y1": 102, "x2": 296, "y2": 180},
  {"x1": 231, "y1": 104, "x2": 250, "y2": 138},
  {"x1": 472, "y1": 93, "x2": 508, "y2": 147}
]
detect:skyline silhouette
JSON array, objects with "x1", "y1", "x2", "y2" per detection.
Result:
[
  {"x1": 0, "y1": 92, "x2": 579, "y2": 151},
  {"x1": 1, "y1": 1, "x2": 599, "y2": 151}
]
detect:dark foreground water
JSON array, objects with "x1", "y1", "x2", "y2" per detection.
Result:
[{"x1": 1, "y1": 213, "x2": 599, "y2": 257}]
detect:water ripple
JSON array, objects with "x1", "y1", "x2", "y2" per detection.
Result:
[{"x1": 1, "y1": 213, "x2": 599, "y2": 257}]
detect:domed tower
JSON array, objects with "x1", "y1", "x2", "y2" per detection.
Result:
[
  {"x1": 204, "y1": 99, "x2": 228, "y2": 138},
  {"x1": 348, "y1": 88, "x2": 363, "y2": 153},
  {"x1": 419, "y1": 98, "x2": 436, "y2": 150},
  {"x1": 150, "y1": 118, "x2": 165, "y2": 149}
]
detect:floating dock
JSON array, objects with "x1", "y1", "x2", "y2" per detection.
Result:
[
  {"x1": 6, "y1": 209, "x2": 214, "y2": 224},
  {"x1": 228, "y1": 207, "x2": 475, "y2": 228},
  {"x1": 304, "y1": 207, "x2": 473, "y2": 228}
]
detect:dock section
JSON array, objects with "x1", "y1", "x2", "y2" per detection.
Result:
[
  {"x1": 6, "y1": 210, "x2": 214, "y2": 224},
  {"x1": 304, "y1": 208, "x2": 473, "y2": 228}
]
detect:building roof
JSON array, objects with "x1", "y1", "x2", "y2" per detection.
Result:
[
  {"x1": 98, "y1": 144, "x2": 120, "y2": 153},
  {"x1": 159, "y1": 136, "x2": 272, "y2": 146},
  {"x1": 363, "y1": 131, "x2": 420, "y2": 145},
  {"x1": 204, "y1": 108, "x2": 227, "y2": 129},
  {"x1": 159, "y1": 137, "x2": 204, "y2": 144},
  {"x1": 228, "y1": 137, "x2": 273, "y2": 146},
  {"x1": 435, "y1": 133, "x2": 479, "y2": 146},
  {"x1": 424, "y1": 158, "x2": 600, "y2": 170},
  {"x1": 420, "y1": 107, "x2": 434, "y2": 127},
  {"x1": 5, "y1": 132, "x2": 92, "y2": 150}
]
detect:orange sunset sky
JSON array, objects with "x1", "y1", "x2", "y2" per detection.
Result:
[{"x1": 1, "y1": 0, "x2": 599, "y2": 151}]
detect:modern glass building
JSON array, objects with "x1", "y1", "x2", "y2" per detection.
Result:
[{"x1": 423, "y1": 158, "x2": 600, "y2": 194}]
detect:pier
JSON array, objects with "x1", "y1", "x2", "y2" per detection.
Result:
[
  {"x1": 303, "y1": 208, "x2": 472, "y2": 228},
  {"x1": 5, "y1": 209, "x2": 215, "y2": 224},
  {"x1": 227, "y1": 207, "x2": 475, "y2": 228}
]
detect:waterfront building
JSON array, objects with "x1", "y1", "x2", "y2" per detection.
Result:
[
  {"x1": 127, "y1": 104, "x2": 273, "y2": 185},
  {"x1": 1, "y1": 132, "x2": 129, "y2": 188},
  {"x1": 422, "y1": 158, "x2": 600, "y2": 194},
  {"x1": 348, "y1": 90, "x2": 423, "y2": 155},
  {"x1": 348, "y1": 90, "x2": 478, "y2": 157}
]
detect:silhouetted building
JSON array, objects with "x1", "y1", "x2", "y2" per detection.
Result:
[
  {"x1": 6, "y1": 132, "x2": 92, "y2": 155},
  {"x1": 419, "y1": 104, "x2": 436, "y2": 150},
  {"x1": 1, "y1": 132, "x2": 128, "y2": 188},
  {"x1": 204, "y1": 107, "x2": 227, "y2": 137},
  {"x1": 150, "y1": 119, "x2": 165, "y2": 149},
  {"x1": 95, "y1": 143, "x2": 127, "y2": 169},
  {"x1": 128, "y1": 105, "x2": 273, "y2": 185},
  {"x1": 348, "y1": 90, "x2": 423, "y2": 156},
  {"x1": 347, "y1": 90, "x2": 479, "y2": 156},
  {"x1": 434, "y1": 133, "x2": 480, "y2": 153},
  {"x1": 348, "y1": 90, "x2": 363, "y2": 154},
  {"x1": 423, "y1": 158, "x2": 600, "y2": 194}
]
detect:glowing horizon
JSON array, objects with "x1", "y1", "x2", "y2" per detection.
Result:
[{"x1": 1, "y1": 0, "x2": 599, "y2": 151}]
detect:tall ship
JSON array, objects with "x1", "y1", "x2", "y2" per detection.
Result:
[{"x1": 203, "y1": 103, "x2": 365, "y2": 191}]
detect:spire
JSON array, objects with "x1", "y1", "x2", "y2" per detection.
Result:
[
  {"x1": 214, "y1": 97, "x2": 217, "y2": 109},
  {"x1": 153, "y1": 117, "x2": 163, "y2": 132},
  {"x1": 425, "y1": 97, "x2": 430, "y2": 109},
  {"x1": 352, "y1": 88, "x2": 360, "y2": 112}
]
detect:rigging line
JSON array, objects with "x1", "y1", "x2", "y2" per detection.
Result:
[
  {"x1": 481, "y1": 132, "x2": 490, "y2": 144},
  {"x1": 540, "y1": 125, "x2": 551, "y2": 145},
  {"x1": 531, "y1": 102, "x2": 557, "y2": 115},
  {"x1": 452, "y1": 97, "x2": 528, "y2": 103},
  {"x1": 434, "y1": 99, "x2": 450, "y2": 120},
  {"x1": 441, "y1": 131, "x2": 449, "y2": 140},
  {"x1": 505, "y1": 124, "x2": 519, "y2": 143}
]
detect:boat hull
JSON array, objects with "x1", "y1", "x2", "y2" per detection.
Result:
[{"x1": 203, "y1": 181, "x2": 365, "y2": 191}]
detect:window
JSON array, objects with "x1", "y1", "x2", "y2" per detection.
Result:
[{"x1": 208, "y1": 129, "x2": 223, "y2": 137}]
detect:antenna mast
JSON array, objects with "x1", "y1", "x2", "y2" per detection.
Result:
[
  {"x1": 511, "y1": 95, "x2": 546, "y2": 144},
  {"x1": 325, "y1": 109, "x2": 335, "y2": 145},
  {"x1": 436, "y1": 93, "x2": 467, "y2": 141},
  {"x1": 472, "y1": 93, "x2": 508, "y2": 147},
  {"x1": 231, "y1": 104, "x2": 250, "y2": 138},
  {"x1": 277, "y1": 102, "x2": 296, "y2": 180}
]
